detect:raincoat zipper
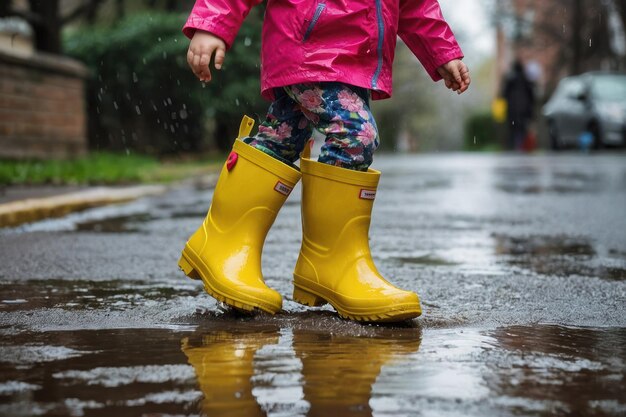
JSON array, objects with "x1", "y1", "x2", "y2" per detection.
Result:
[
  {"x1": 303, "y1": 2, "x2": 326, "y2": 42},
  {"x1": 371, "y1": 0, "x2": 384, "y2": 89}
]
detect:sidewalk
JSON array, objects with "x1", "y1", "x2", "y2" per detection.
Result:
[{"x1": 0, "y1": 185, "x2": 168, "y2": 228}]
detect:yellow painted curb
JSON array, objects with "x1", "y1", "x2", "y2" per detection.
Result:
[{"x1": 0, "y1": 185, "x2": 167, "y2": 228}]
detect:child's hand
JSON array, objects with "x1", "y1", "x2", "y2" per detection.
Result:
[
  {"x1": 436, "y1": 59, "x2": 471, "y2": 94},
  {"x1": 187, "y1": 30, "x2": 226, "y2": 82}
]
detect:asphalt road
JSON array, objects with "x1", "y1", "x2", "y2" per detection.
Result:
[{"x1": 1, "y1": 152, "x2": 625, "y2": 417}]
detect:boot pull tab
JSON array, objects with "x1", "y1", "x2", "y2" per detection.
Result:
[
  {"x1": 237, "y1": 115, "x2": 255, "y2": 140},
  {"x1": 300, "y1": 138, "x2": 313, "y2": 160}
]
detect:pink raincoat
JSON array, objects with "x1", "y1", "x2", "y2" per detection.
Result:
[{"x1": 183, "y1": 0, "x2": 463, "y2": 101}]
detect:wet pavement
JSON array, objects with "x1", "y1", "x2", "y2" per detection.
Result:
[{"x1": 1, "y1": 152, "x2": 625, "y2": 416}]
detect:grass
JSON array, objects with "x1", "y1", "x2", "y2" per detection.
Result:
[{"x1": 0, "y1": 152, "x2": 224, "y2": 185}]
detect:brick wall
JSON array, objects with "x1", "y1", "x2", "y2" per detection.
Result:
[{"x1": 0, "y1": 51, "x2": 88, "y2": 159}]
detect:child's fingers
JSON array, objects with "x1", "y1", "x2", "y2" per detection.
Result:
[
  {"x1": 458, "y1": 64, "x2": 471, "y2": 93},
  {"x1": 199, "y1": 52, "x2": 212, "y2": 81},
  {"x1": 192, "y1": 53, "x2": 201, "y2": 70},
  {"x1": 192, "y1": 53, "x2": 209, "y2": 81},
  {"x1": 446, "y1": 77, "x2": 460, "y2": 92},
  {"x1": 186, "y1": 50, "x2": 194, "y2": 67},
  {"x1": 449, "y1": 65, "x2": 463, "y2": 86},
  {"x1": 214, "y1": 47, "x2": 226, "y2": 70},
  {"x1": 187, "y1": 46, "x2": 223, "y2": 81},
  {"x1": 188, "y1": 52, "x2": 203, "y2": 80},
  {"x1": 186, "y1": 50, "x2": 198, "y2": 75},
  {"x1": 190, "y1": 53, "x2": 202, "y2": 78}
]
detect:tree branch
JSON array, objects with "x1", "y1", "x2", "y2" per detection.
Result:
[{"x1": 61, "y1": 0, "x2": 104, "y2": 25}]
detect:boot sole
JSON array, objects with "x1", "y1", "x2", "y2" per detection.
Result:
[
  {"x1": 178, "y1": 246, "x2": 281, "y2": 315},
  {"x1": 293, "y1": 282, "x2": 421, "y2": 323}
]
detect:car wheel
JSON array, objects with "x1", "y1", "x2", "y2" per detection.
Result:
[
  {"x1": 548, "y1": 120, "x2": 561, "y2": 150},
  {"x1": 590, "y1": 122, "x2": 604, "y2": 150}
]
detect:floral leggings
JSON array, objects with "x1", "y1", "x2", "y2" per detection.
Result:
[{"x1": 244, "y1": 82, "x2": 379, "y2": 172}]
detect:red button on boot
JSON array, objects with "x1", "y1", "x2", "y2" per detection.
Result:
[{"x1": 226, "y1": 152, "x2": 238, "y2": 171}]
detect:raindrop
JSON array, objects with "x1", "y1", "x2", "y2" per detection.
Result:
[
  {"x1": 125, "y1": 93, "x2": 131, "y2": 100},
  {"x1": 113, "y1": 101, "x2": 119, "y2": 110},
  {"x1": 174, "y1": 38, "x2": 178, "y2": 43},
  {"x1": 244, "y1": 37, "x2": 252, "y2": 47},
  {"x1": 167, "y1": 98, "x2": 172, "y2": 105},
  {"x1": 235, "y1": 98, "x2": 240, "y2": 106},
  {"x1": 171, "y1": 112, "x2": 177, "y2": 120},
  {"x1": 126, "y1": 149, "x2": 130, "y2": 155},
  {"x1": 132, "y1": 72, "x2": 138, "y2": 83},
  {"x1": 162, "y1": 51, "x2": 167, "y2": 59},
  {"x1": 170, "y1": 125, "x2": 175, "y2": 133},
  {"x1": 142, "y1": 58, "x2": 147, "y2": 65},
  {"x1": 180, "y1": 109, "x2": 188, "y2": 120},
  {"x1": 589, "y1": 38, "x2": 592, "y2": 47},
  {"x1": 135, "y1": 105, "x2": 141, "y2": 115},
  {"x1": 473, "y1": 136, "x2": 476, "y2": 144},
  {"x1": 158, "y1": 37, "x2": 162, "y2": 42},
  {"x1": 177, "y1": 79, "x2": 181, "y2": 86}
]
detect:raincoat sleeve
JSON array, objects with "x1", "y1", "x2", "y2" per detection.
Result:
[
  {"x1": 397, "y1": 0, "x2": 464, "y2": 82},
  {"x1": 182, "y1": 0, "x2": 263, "y2": 49}
]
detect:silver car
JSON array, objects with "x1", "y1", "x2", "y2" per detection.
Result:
[{"x1": 542, "y1": 72, "x2": 626, "y2": 149}]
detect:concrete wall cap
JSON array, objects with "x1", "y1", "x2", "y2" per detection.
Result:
[{"x1": 0, "y1": 49, "x2": 89, "y2": 78}]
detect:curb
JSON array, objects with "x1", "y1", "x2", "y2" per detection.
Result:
[{"x1": 0, "y1": 185, "x2": 167, "y2": 228}]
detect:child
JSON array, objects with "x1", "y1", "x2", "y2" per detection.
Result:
[{"x1": 179, "y1": 0, "x2": 470, "y2": 322}]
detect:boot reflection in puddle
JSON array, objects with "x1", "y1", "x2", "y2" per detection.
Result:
[
  {"x1": 181, "y1": 326, "x2": 279, "y2": 417},
  {"x1": 293, "y1": 329, "x2": 422, "y2": 416}
]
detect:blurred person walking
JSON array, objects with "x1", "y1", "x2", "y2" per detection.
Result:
[{"x1": 502, "y1": 60, "x2": 536, "y2": 150}]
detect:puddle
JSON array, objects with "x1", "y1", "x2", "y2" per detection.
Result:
[
  {"x1": 75, "y1": 213, "x2": 154, "y2": 233},
  {"x1": 494, "y1": 234, "x2": 596, "y2": 257},
  {"x1": 390, "y1": 254, "x2": 459, "y2": 266},
  {"x1": 170, "y1": 210, "x2": 208, "y2": 219},
  {"x1": 482, "y1": 325, "x2": 626, "y2": 416},
  {"x1": 491, "y1": 234, "x2": 626, "y2": 280},
  {"x1": 0, "y1": 279, "x2": 201, "y2": 313},
  {"x1": 494, "y1": 166, "x2": 606, "y2": 195},
  {"x1": 0, "y1": 322, "x2": 623, "y2": 416}
]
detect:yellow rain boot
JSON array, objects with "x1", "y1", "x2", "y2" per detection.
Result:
[
  {"x1": 293, "y1": 154, "x2": 421, "y2": 322},
  {"x1": 181, "y1": 328, "x2": 279, "y2": 416},
  {"x1": 178, "y1": 116, "x2": 301, "y2": 314}
]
